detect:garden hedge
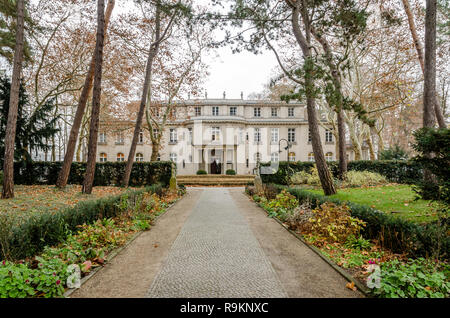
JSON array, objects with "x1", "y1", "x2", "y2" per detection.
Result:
[
  {"x1": 0, "y1": 184, "x2": 163, "y2": 261},
  {"x1": 12, "y1": 161, "x2": 173, "y2": 187},
  {"x1": 260, "y1": 160, "x2": 423, "y2": 185},
  {"x1": 270, "y1": 184, "x2": 449, "y2": 260}
]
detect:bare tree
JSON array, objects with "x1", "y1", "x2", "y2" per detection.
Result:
[
  {"x1": 423, "y1": 0, "x2": 437, "y2": 128},
  {"x1": 82, "y1": 0, "x2": 106, "y2": 194},
  {"x1": 2, "y1": 0, "x2": 25, "y2": 199}
]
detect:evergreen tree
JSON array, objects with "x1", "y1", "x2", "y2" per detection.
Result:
[{"x1": 0, "y1": 74, "x2": 59, "y2": 167}]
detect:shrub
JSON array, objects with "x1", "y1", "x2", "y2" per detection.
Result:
[
  {"x1": 284, "y1": 200, "x2": 314, "y2": 232},
  {"x1": 304, "y1": 202, "x2": 366, "y2": 244},
  {"x1": 290, "y1": 170, "x2": 311, "y2": 185},
  {"x1": 12, "y1": 161, "x2": 173, "y2": 187},
  {"x1": 343, "y1": 170, "x2": 388, "y2": 187},
  {"x1": 379, "y1": 144, "x2": 409, "y2": 160},
  {"x1": 0, "y1": 185, "x2": 162, "y2": 261},
  {"x1": 196, "y1": 169, "x2": 207, "y2": 175},
  {"x1": 226, "y1": 169, "x2": 236, "y2": 175},
  {"x1": 262, "y1": 190, "x2": 298, "y2": 221}
]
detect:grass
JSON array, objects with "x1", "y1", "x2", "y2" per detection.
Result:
[
  {"x1": 0, "y1": 185, "x2": 128, "y2": 217},
  {"x1": 308, "y1": 184, "x2": 437, "y2": 223}
]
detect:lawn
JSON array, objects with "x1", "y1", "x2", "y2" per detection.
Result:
[
  {"x1": 0, "y1": 185, "x2": 128, "y2": 219},
  {"x1": 308, "y1": 184, "x2": 437, "y2": 223}
]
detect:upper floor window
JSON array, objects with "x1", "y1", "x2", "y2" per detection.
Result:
[
  {"x1": 254, "y1": 152, "x2": 261, "y2": 162},
  {"x1": 325, "y1": 152, "x2": 333, "y2": 161},
  {"x1": 288, "y1": 128, "x2": 296, "y2": 142},
  {"x1": 138, "y1": 129, "x2": 144, "y2": 143},
  {"x1": 116, "y1": 131, "x2": 124, "y2": 144},
  {"x1": 117, "y1": 153, "x2": 125, "y2": 162},
  {"x1": 288, "y1": 152, "x2": 296, "y2": 162},
  {"x1": 229, "y1": 106, "x2": 237, "y2": 116},
  {"x1": 195, "y1": 106, "x2": 201, "y2": 116},
  {"x1": 99, "y1": 152, "x2": 107, "y2": 162},
  {"x1": 325, "y1": 129, "x2": 333, "y2": 143},
  {"x1": 254, "y1": 107, "x2": 261, "y2": 117},
  {"x1": 254, "y1": 128, "x2": 261, "y2": 142},
  {"x1": 188, "y1": 128, "x2": 193, "y2": 143},
  {"x1": 169, "y1": 128, "x2": 177, "y2": 143},
  {"x1": 152, "y1": 107, "x2": 160, "y2": 117},
  {"x1": 308, "y1": 152, "x2": 315, "y2": 162},
  {"x1": 271, "y1": 107, "x2": 278, "y2": 117},
  {"x1": 170, "y1": 153, "x2": 177, "y2": 162},
  {"x1": 308, "y1": 129, "x2": 312, "y2": 143},
  {"x1": 288, "y1": 107, "x2": 294, "y2": 117},
  {"x1": 136, "y1": 153, "x2": 144, "y2": 162},
  {"x1": 271, "y1": 152, "x2": 279, "y2": 162},
  {"x1": 212, "y1": 106, "x2": 219, "y2": 116},
  {"x1": 271, "y1": 128, "x2": 279, "y2": 143},
  {"x1": 170, "y1": 108, "x2": 176, "y2": 119},
  {"x1": 99, "y1": 132, "x2": 107, "y2": 144},
  {"x1": 211, "y1": 127, "x2": 220, "y2": 141}
]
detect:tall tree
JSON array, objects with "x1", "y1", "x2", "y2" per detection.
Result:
[
  {"x1": 82, "y1": 0, "x2": 105, "y2": 194},
  {"x1": 401, "y1": 0, "x2": 446, "y2": 127},
  {"x1": 56, "y1": 0, "x2": 115, "y2": 189},
  {"x1": 121, "y1": 0, "x2": 190, "y2": 187},
  {"x1": 423, "y1": 0, "x2": 437, "y2": 129},
  {"x1": 2, "y1": 0, "x2": 25, "y2": 199}
]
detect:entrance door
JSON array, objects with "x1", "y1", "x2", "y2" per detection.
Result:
[{"x1": 209, "y1": 149, "x2": 222, "y2": 174}]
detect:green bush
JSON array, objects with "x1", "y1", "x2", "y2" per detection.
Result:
[
  {"x1": 225, "y1": 169, "x2": 236, "y2": 175},
  {"x1": 12, "y1": 161, "x2": 173, "y2": 187},
  {"x1": 269, "y1": 184, "x2": 450, "y2": 260},
  {"x1": 196, "y1": 169, "x2": 207, "y2": 175},
  {"x1": 0, "y1": 184, "x2": 162, "y2": 261},
  {"x1": 379, "y1": 144, "x2": 409, "y2": 160},
  {"x1": 261, "y1": 160, "x2": 422, "y2": 185},
  {"x1": 412, "y1": 128, "x2": 450, "y2": 203}
]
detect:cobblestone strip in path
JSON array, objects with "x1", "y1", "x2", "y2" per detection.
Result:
[{"x1": 147, "y1": 188, "x2": 287, "y2": 298}]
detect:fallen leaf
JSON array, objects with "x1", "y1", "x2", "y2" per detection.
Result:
[{"x1": 346, "y1": 282, "x2": 357, "y2": 291}]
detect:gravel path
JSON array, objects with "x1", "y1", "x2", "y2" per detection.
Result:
[{"x1": 147, "y1": 188, "x2": 287, "y2": 298}]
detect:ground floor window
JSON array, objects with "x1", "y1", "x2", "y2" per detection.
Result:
[
  {"x1": 271, "y1": 152, "x2": 279, "y2": 162},
  {"x1": 100, "y1": 153, "x2": 107, "y2": 162},
  {"x1": 308, "y1": 152, "x2": 314, "y2": 162},
  {"x1": 288, "y1": 152, "x2": 295, "y2": 162},
  {"x1": 170, "y1": 153, "x2": 177, "y2": 162},
  {"x1": 325, "y1": 152, "x2": 333, "y2": 161},
  {"x1": 136, "y1": 153, "x2": 144, "y2": 162},
  {"x1": 117, "y1": 153, "x2": 125, "y2": 162}
]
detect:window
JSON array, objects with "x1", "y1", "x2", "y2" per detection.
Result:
[
  {"x1": 117, "y1": 153, "x2": 125, "y2": 162},
  {"x1": 325, "y1": 152, "x2": 333, "y2": 161},
  {"x1": 288, "y1": 128, "x2": 296, "y2": 142},
  {"x1": 271, "y1": 128, "x2": 279, "y2": 143},
  {"x1": 152, "y1": 107, "x2": 160, "y2": 117},
  {"x1": 254, "y1": 107, "x2": 261, "y2": 117},
  {"x1": 229, "y1": 106, "x2": 237, "y2": 116},
  {"x1": 152, "y1": 128, "x2": 158, "y2": 138},
  {"x1": 99, "y1": 153, "x2": 107, "y2": 162},
  {"x1": 212, "y1": 106, "x2": 219, "y2": 116},
  {"x1": 188, "y1": 128, "x2": 192, "y2": 143},
  {"x1": 195, "y1": 106, "x2": 201, "y2": 116},
  {"x1": 138, "y1": 129, "x2": 144, "y2": 143},
  {"x1": 254, "y1": 128, "x2": 261, "y2": 142},
  {"x1": 325, "y1": 129, "x2": 333, "y2": 143},
  {"x1": 211, "y1": 127, "x2": 220, "y2": 141},
  {"x1": 308, "y1": 129, "x2": 312, "y2": 143},
  {"x1": 99, "y1": 132, "x2": 107, "y2": 144},
  {"x1": 254, "y1": 152, "x2": 261, "y2": 162},
  {"x1": 308, "y1": 152, "x2": 315, "y2": 162},
  {"x1": 271, "y1": 152, "x2": 279, "y2": 162},
  {"x1": 170, "y1": 153, "x2": 177, "y2": 162},
  {"x1": 288, "y1": 107, "x2": 294, "y2": 117},
  {"x1": 136, "y1": 153, "x2": 144, "y2": 162},
  {"x1": 288, "y1": 152, "x2": 296, "y2": 162},
  {"x1": 271, "y1": 107, "x2": 278, "y2": 117},
  {"x1": 116, "y1": 131, "x2": 124, "y2": 144},
  {"x1": 246, "y1": 158, "x2": 249, "y2": 168},
  {"x1": 169, "y1": 128, "x2": 177, "y2": 143}
]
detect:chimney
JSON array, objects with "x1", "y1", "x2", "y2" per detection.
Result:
[{"x1": 223, "y1": 91, "x2": 226, "y2": 99}]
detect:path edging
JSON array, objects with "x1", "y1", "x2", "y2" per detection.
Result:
[
  {"x1": 248, "y1": 195, "x2": 371, "y2": 297},
  {"x1": 63, "y1": 194, "x2": 185, "y2": 298}
]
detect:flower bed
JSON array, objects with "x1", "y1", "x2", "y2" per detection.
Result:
[
  {"x1": 0, "y1": 187, "x2": 185, "y2": 298},
  {"x1": 246, "y1": 186, "x2": 449, "y2": 298}
]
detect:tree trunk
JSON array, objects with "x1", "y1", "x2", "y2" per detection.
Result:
[
  {"x1": 151, "y1": 140, "x2": 160, "y2": 161},
  {"x1": 56, "y1": 0, "x2": 115, "y2": 188},
  {"x1": 122, "y1": 4, "x2": 161, "y2": 187},
  {"x1": 82, "y1": 0, "x2": 105, "y2": 194},
  {"x1": 2, "y1": 0, "x2": 25, "y2": 199},
  {"x1": 336, "y1": 103, "x2": 347, "y2": 178},
  {"x1": 402, "y1": 0, "x2": 445, "y2": 128}
]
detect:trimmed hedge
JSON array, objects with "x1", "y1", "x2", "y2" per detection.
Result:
[
  {"x1": 0, "y1": 184, "x2": 163, "y2": 261},
  {"x1": 260, "y1": 160, "x2": 422, "y2": 185},
  {"x1": 271, "y1": 184, "x2": 449, "y2": 260},
  {"x1": 13, "y1": 161, "x2": 173, "y2": 187}
]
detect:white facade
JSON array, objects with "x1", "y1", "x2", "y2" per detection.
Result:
[{"x1": 96, "y1": 99, "x2": 366, "y2": 175}]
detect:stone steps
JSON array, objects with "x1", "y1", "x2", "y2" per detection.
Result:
[{"x1": 177, "y1": 175, "x2": 255, "y2": 186}]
